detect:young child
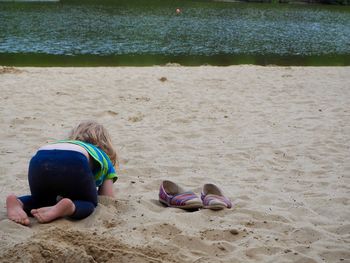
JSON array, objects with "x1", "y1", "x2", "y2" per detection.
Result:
[{"x1": 6, "y1": 121, "x2": 118, "y2": 226}]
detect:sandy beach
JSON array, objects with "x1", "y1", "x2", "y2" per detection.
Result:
[{"x1": 0, "y1": 65, "x2": 349, "y2": 263}]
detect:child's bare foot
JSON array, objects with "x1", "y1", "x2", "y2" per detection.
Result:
[
  {"x1": 31, "y1": 198, "x2": 75, "y2": 223},
  {"x1": 6, "y1": 194, "x2": 30, "y2": 226}
]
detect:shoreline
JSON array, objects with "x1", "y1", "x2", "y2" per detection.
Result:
[{"x1": 1, "y1": 53, "x2": 350, "y2": 67}]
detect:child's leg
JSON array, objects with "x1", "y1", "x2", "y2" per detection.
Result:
[
  {"x1": 17, "y1": 195, "x2": 56, "y2": 216},
  {"x1": 6, "y1": 194, "x2": 30, "y2": 226},
  {"x1": 31, "y1": 198, "x2": 75, "y2": 223},
  {"x1": 31, "y1": 199, "x2": 96, "y2": 222},
  {"x1": 64, "y1": 166, "x2": 98, "y2": 220},
  {"x1": 21, "y1": 150, "x2": 98, "y2": 222},
  {"x1": 51, "y1": 151, "x2": 98, "y2": 220},
  {"x1": 18, "y1": 152, "x2": 60, "y2": 215},
  {"x1": 33, "y1": 150, "x2": 98, "y2": 221},
  {"x1": 6, "y1": 151, "x2": 57, "y2": 225},
  {"x1": 70, "y1": 200, "x2": 96, "y2": 219}
]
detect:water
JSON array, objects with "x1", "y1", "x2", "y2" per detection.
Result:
[{"x1": 0, "y1": 0, "x2": 350, "y2": 66}]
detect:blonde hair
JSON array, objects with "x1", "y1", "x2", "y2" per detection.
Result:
[{"x1": 68, "y1": 121, "x2": 118, "y2": 168}]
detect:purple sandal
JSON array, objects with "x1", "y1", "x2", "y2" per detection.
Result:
[
  {"x1": 201, "y1": 184, "x2": 232, "y2": 210},
  {"x1": 159, "y1": 180, "x2": 202, "y2": 210}
]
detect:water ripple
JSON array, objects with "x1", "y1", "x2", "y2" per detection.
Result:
[{"x1": 0, "y1": 1, "x2": 349, "y2": 58}]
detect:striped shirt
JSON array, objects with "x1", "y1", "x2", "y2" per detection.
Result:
[{"x1": 56, "y1": 140, "x2": 117, "y2": 187}]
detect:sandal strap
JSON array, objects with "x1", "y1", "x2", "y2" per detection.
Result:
[
  {"x1": 202, "y1": 194, "x2": 232, "y2": 208},
  {"x1": 170, "y1": 192, "x2": 199, "y2": 206}
]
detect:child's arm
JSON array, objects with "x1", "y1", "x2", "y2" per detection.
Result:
[{"x1": 98, "y1": 179, "x2": 114, "y2": 197}]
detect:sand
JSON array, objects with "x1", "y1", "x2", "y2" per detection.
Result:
[{"x1": 0, "y1": 65, "x2": 349, "y2": 263}]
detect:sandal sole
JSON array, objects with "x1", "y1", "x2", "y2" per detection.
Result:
[{"x1": 159, "y1": 199, "x2": 202, "y2": 209}]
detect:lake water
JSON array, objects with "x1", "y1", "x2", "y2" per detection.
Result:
[{"x1": 0, "y1": 0, "x2": 350, "y2": 66}]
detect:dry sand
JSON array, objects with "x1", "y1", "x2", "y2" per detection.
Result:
[{"x1": 0, "y1": 65, "x2": 349, "y2": 263}]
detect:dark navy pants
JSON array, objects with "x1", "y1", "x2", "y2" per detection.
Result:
[{"x1": 19, "y1": 150, "x2": 98, "y2": 220}]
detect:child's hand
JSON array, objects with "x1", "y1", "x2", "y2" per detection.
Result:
[{"x1": 98, "y1": 179, "x2": 114, "y2": 198}]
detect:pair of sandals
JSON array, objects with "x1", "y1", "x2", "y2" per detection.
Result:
[{"x1": 159, "y1": 180, "x2": 232, "y2": 210}]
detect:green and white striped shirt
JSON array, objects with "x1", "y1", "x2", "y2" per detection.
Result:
[{"x1": 56, "y1": 140, "x2": 117, "y2": 187}]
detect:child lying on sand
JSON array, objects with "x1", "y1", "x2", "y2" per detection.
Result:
[{"x1": 6, "y1": 121, "x2": 118, "y2": 226}]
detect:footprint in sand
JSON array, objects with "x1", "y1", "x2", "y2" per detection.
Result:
[
  {"x1": 128, "y1": 113, "x2": 144, "y2": 122},
  {"x1": 0, "y1": 67, "x2": 23, "y2": 74}
]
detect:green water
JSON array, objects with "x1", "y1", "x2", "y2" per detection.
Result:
[{"x1": 0, "y1": 0, "x2": 350, "y2": 66}]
